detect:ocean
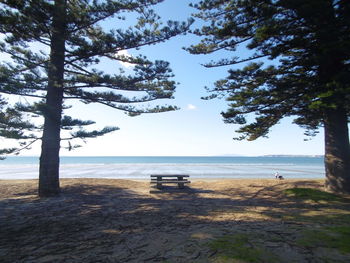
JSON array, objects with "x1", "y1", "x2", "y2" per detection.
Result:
[{"x1": 0, "y1": 156, "x2": 325, "y2": 180}]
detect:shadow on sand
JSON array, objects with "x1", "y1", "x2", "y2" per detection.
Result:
[{"x1": 1, "y1": 179, "x2": 349, "y2": 262}]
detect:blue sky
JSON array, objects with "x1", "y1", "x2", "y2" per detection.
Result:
[{"x1": 3, "y1": 0, "x2": 325, "y2": 156}]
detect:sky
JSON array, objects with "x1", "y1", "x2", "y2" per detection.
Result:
[{"x1": 1, "y1": 0, "x2": 326, "y2": 157}]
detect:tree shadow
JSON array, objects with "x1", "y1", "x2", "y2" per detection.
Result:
[
  {"x1": 1, "y1": 179, "x2": 350, "y2": 262},
  {"x1": 149, "y1": 185, "x2": 213, "y2": 194}
]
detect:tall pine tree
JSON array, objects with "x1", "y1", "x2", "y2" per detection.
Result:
[
  {"x1": 0, "y1": 0, "x2": 191, "y2": 196},
  {"x1": 188, "y1": 0, "x2": 350, "y2": 193}
]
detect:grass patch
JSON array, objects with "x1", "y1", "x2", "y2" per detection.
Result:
[
  {"x1": 297, "y1": 226, "x2": 350, "y2": 254},
  {"x1": 281, "y1": 208, "x2": 350, "y2": 225},
  {"x1": 208, "y1": 233, "x2": 278, "y2": 263},
  {"x1": 284, "y1": 188, "x2": 346, "y2": 203}
]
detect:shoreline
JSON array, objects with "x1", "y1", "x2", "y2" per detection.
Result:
[
  {"x1": 0, "y1": 163, "x2": 325, "y2": 180},
  {"x1": 0, "y1": 177, "x2": 325, "y2": 181},
  {"x1": 0, "y1": 177, "x2": 326, "y2": 183},
  {"x1": 0, "y1": 178, "x2": 327, "y2": 198},
  {"x1": 0, "y1": 156, "x2": 325, "y2": 180}
]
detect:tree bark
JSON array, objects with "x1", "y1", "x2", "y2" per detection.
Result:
[
  {"x1": 38, "y1": 0, "x2": 66, "y2": 197},
  {"x1": 324, "y1": 107, "x2": 350, "y2": 194}
]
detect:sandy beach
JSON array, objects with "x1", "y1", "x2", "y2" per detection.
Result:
[{"x1": 1, "y1": 178, "x2": 350, "y2": 262}]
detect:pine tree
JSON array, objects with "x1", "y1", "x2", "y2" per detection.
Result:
[
  {"x1": 188, "y1": 0, "x2": 350, "y2": 193},
  {"x1": 0, "y1": 0, "x2": 191, "y2": 196}
]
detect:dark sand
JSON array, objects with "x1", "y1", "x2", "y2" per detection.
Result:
[{"x1": 1, "y1": 178, "x2": 350, "y2": 262}]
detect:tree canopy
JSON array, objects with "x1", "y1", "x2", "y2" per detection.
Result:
[{"x1": 188, "y1": 0, "x2": 350, "y2": 193}]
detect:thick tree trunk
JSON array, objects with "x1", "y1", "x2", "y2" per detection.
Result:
[
  {"x1": 324, "y1": 107, "x2": 350, "y2": 194},
  {"x1": 38, "y1": 0, "x2": 66, "y2": 197}
]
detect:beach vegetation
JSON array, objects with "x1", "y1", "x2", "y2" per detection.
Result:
[
  {"x1": 0, "y1": 0, "x2": 191, "y2": 196},
  {"x1": 188, "y1": 0, "x2": 350, "y2": 194},
  {"x1": 297, "y1": 226, "x2": 350, "y2": 254},
  {"x1": 281, "y1": 208, "x2": 350, "y2": 225},
  {"x1": 208, "y1": 233, "x2": 278, "y2": 262},
  {"x1": 281, "y1": 188, "x2": 350, "y2": 224},
  {"x1": 283, "y1": 188, "x2": 347, "y2": 203}
]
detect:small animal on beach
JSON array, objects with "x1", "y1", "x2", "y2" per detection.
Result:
[{"x1": 274, "y1": 172, "x2": 284, "y2": 180}]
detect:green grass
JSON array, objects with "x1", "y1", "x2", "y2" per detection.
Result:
[
  {"x1": 204, "y1": 187, "x2": 350, "y2": 261},
  {"x1": 281, "y1": 188, "x2": 350, "y2": 224},
  {"x1": 283, "y1": 188, "x2": 346, "y2": 203},
  {"x1": 208, "y1": 233, "x2": 278, "y2": 263},
  {"x1": 282, "y1": 210, "x2": 350, "y2": 225},
  {"x1": 297, "y1": 226, "x2": 350, "y2": 254}
]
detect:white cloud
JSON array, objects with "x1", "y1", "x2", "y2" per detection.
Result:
[
  {"x1": 187, "y1": 104, "x2": 197, "y2": 110},
  {"x1": 115, "y1": 50, "x2": 134, "y2": 69}
]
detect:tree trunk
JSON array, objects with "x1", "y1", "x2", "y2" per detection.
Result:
[
  {"x1": 324, "y1": 107, "x2": 350, "y2": 194},
  {"x1": 38, "y1": 0, "x2": 66, "y2": 197}
]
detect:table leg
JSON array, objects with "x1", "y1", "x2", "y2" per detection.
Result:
[
  {"x1": 157, "y1": 177, "x2": 162, "y2": 189},
  {"x1": 178, "y1": 176, "x2": 184, "y2": 189}
]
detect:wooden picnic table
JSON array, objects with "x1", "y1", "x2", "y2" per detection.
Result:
[{"x1": 150, "y1": 174, "x2": 190, "y2": 189}]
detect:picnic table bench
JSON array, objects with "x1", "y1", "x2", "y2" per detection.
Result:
[{"x1": 150, "y1": 174, "x2": 190, "y2": 189}]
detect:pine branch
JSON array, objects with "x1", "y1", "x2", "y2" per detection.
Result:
[
  {"x1": 10, "y1": 138, "x2": 41, "y2": 155},
  {"x1": 203, "y1": 54, "x2": 268, "y2": 67}
]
